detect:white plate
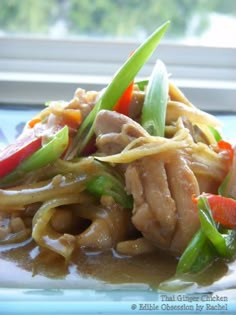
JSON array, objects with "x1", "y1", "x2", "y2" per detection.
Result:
[{"x1": 1, "y1": 107, "x2": 236, "y2": 314}]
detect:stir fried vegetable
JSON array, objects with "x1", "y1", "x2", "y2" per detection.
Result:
[
  {"x1": 32, "y1": 196, "x2": 82, "y2": 260},
  {"x1": 65, "y1": 21, "x2": 170, "y2": 158},
  {"x1": 177, "y1": 194, "x2": 236, "y2": 274},
  {"x1": 0, "y1": 126, "x2": 69, "y2": 186},
  {"x1": 141, "y1": 59, "x2": 168, "y2": 136},
  {"x1": 208, "y1": 125, "x2": 222, "y2": 142},
  {"x1": 113, "y1": 52, "x2": 135, "y2": 116},
  {"x1": 87, "y1": 173, "x2": 133, "y2": 209},
  {"x1": 0, "y1": 129, "x2": 42, "y2": 178},
  {"x1": 176, "y1": 229, "x2": 216, "y2": 274},
  {"x1": 201, "y1": 194, "x2": 236, "y2": 229},
  {"x1": 113, "y1": 80, "x2": 134, "y2": 116},
  {"x1": 197, "y1": 196, "x2": 229, "y2": 257}
]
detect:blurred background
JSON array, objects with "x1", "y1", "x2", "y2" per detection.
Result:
[{"x1": 0, "y1": 0, "x2": 236, "y2": 46}]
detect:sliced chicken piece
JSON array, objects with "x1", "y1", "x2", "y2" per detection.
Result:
[
  {"x1": 125, "y1": 157, "x2": 177, "y2": 250},
  {"x1": 93, "y1": 110, "x2": 206, "y2": 255},
  {"x1": 94, "y1": 110, "x2": 148, "y2": 155},
  {"x1": 126, "y1": 153, "x2": 200, "y2": 255},
  {"x1": 165, "y1": 154, "x2": 200, "y2": 253}
]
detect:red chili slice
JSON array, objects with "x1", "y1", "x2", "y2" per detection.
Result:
[{"x1": 0, "y1": 130, "x2": 42, "y2": 178}]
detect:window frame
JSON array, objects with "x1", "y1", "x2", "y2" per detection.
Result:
[{"x1": 0, "y1": 36, "x2": 235, "y2": 111}]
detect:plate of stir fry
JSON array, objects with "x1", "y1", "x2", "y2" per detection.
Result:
[{"x1": 0, "y1": 21, "x2": 236, "y2": 294}]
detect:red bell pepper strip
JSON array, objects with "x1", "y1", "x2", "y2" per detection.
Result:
[
  {"x1": 0, "y1": 129, "x2": 41, "y2": 178},
  {"x1": 218, "y1": 139, "x2": 234, "y2": 166},
  {"x1": 113, "y1": 80, "x2": 134, "y2": 116},
  {"x1": 218, "y1": 139, "x2": 233, "y2": 153},
  {"x1": 0, "y1": 126, "x2": 69, "y2": 186},
  {"x1": 193, "y1": 193, "x2": 236, "y2": 229},
  {"x1": 113, "y1": 51, "x2": 134, "y2": 116}
]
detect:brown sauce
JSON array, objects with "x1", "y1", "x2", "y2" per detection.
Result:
[{"x1": 0, "y1": 240, "x2": 235, "y2": 292}]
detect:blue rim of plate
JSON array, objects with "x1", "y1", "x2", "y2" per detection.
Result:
[{"x1": 0, "y1": 288, "x2": 236, "y2": 315}]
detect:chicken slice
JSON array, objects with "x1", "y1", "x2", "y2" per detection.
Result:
[
  {"x1": 166, "y1": 154, "x2": 200, "y2": 253},
  {"x1": 94, "y1": 110, "x2": 202, "y2": 255},
  {"x1": 126, "y1": 153, "x2": 200, "y2": 255},
  {"x1": 94, "y1": 110, "x2": 148, "y2": 155},
  {"x1": 125, "y1": 157, "x2": 177, "y2": 250}
]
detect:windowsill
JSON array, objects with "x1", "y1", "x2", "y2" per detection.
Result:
[
  {"x1": 0, "y1": 71, "x2": 235, "y2": 112},
  {"x1": 0, "y1": 37, "x2": 235, "y2": 111}
]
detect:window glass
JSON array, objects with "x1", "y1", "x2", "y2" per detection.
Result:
[{"x1": 0, "y1": 0, "x2": 235, "y2": 47}]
